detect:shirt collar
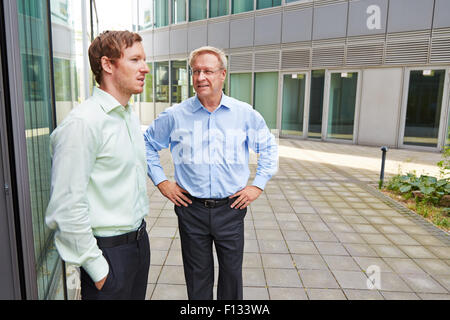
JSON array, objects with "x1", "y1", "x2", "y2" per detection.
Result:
[
  {"x1": 92, "y1": 87, "x2": 130, "y2": 114},
  {"x1": 191, "y1": 93, "x2": 232, "y2": 113}
]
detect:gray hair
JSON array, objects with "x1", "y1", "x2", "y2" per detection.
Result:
[{"x1": 188, "y1": 46, "x2": 227, "y2": 70}]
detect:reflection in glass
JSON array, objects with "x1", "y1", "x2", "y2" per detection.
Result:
[
  {"x1": 155, "y1": 0, "x2": 169, "y2": 28},
  {"x1": 254, "y1": 72, "x2": 278, "y2": 130},
  {"x1": 139, "y1": 0, "x2": 153, "y2": 29},
  {"x1": 232, "y1": 0, "x2": 253, "y2": 14},
  {"x1": 281, "y1": 74, "x2": 305, "y2": 136},
  {"x1": 171, "y1": 60, "x2": 189, "y2": 103},
  {"x1": 230, "y1": 73, "x2": 252, "y2": 105},
  {"x1": 257, "y1": 0, "x2": 281, "y2": 10},
  {"x1": 143, "y1": 63, "x2": 154, "y2": 103},
  {"x1": 190, "y1": 0, "x2": 207, "y2": 21},
  {"x1": 308, "y1": 70, "x2": 325, "y2": 139},
  {"x1": 155, "y1": 61, "x2": 170, "y2": 116},
  {"x1": 19, "y1": 0, "x2": 65, "y2": 299},
  {"x1": 172, "y1": 0, "x2": 186, "y2": 24},
  {"x1": 327, "y1": 72, "x2": 358, "y2": 140},
  {"x1": 404, "y1": 70, "x2": 445, "y2": 148},
  {"x1": 210, "y1": 0, "x2": 228, "y2": 18}
]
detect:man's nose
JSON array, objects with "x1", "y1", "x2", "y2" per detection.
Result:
[{"x1": 141, "y1": 61, "x2": 150, "y2": 74}]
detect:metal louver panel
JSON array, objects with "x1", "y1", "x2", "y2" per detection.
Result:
[
  {"x1": 346, "y1": 43, "x2": 384, "y2": 66},
  {"x1": 281, "y1": 49, "x2": 310, "y2": 69},
  {"x1": 431, "y1": 28, "x2": 450, "y2": 63},
  {"x1": 385, "y1": 31, "x2": 430, "y2": 65},
  {"x1": 230, "y1": 54, "x2": 253, "y2": 72},
  {"x1": 254, "y1": 51, "x2": 280, "y2": 70},
  {"x1": 312, "y1": 46, "x2": 344, "y2": 67}
]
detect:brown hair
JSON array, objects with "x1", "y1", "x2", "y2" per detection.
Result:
[{"x1": 88, "y1": 30, "x2": 143, "y2": 85}]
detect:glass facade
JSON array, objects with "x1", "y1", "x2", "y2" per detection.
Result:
[
  {"x1": 232, "y1": 0, "x2": 254, "y2": 14},
  {"x1": 254, "y1": 72, "x2": 278, "y2": 130},
  {"x1": 210, "y1": 0, "x2": 228, "y2": 18},
  {"x1": 230, "y1": 73, "x2": 252, "y2": 105},
  {"x1": 155, "y1": 0, "x2": 169, "y2": 28},
  {"x1": 171, "y1": 60, "x2": 189, "y2": 103},
  {"x1": 18, "y1": 0, "x2": 64, "y2": 300},
  {"x1": 327, "y1": 72, "x2": 358, "y2": 140},
  {"x1": 143, "y1": 63, "x2": 154, "y2": 103},
  {"x1": 308, "y1": 70, "x2": 325, "y2": 139},
  {"x1": 189, "y1": 0, "x2": 207, "y2": 21},
  {"x1": 403, "y1": 70, "x2": 445, "y2": 148},
  {"x1": 139, "y1": 0, "x2": 153, "y2": 29},
  {"x1": 172, "y1": 0, "x2": 186, "y2": 24},
  {"x1": 281, "y1": 74, "x2": 306, "y2": 136},
  {"x1": 257, "y1": 0, "x2": 281, "y2": 10}
]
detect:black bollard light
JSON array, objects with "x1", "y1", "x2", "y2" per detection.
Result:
[{"x1": 379, "y1": 146, "x2": 388, "y2": 189}]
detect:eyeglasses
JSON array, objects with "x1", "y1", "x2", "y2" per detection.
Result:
[{"x1": 189, "y1": 68, "x2": 224, "y2": 77}]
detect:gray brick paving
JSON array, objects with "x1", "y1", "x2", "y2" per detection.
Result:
[{"x1": 144, "y1": 139, "x2": 450, "y2": 300}]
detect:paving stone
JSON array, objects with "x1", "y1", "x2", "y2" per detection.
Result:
[
  {"x1": 308, "y1": 231, "x2": 339, "y2": 242},
  {"x1": 399, "y1": 246, "x2": 437, "y2": 259},
  {"x1": 414, "y1": 259, "x2": 450, "y2": 275},
  {"x1": 332, "y1": 271, "x2": 371, "y2": 290},
  {"x1": 344, "y1": 289, "x2": 384, "y2": 300},
  {"x1": 343, "y1": 243, "x2": 378, "y2": 257},
  {"x1": 269, "y1": 288, "x2": 308, "y2": 300},
  {"x1": 151, "y1": 284, "x2": 187, "y2": 300},
  {"x1": 243, "y1": 268, "x2": 266, "y2": 287},
  {"x1": 261, "y1": 254, "x2": 295, "y2": 269},
  {"x1": 292, "y1": 254, "x2": 329, "y2": 270},
  {"x1": 243, "y1": 287, "x2": 270, "y2": 300},
  {"x1": 265, "y1": 268, "x2": 303, "y2": 287},
  {"x1": 315, "y1": 242, "x2": 349, "y2": 256},
  {"x1": 418, "y1": 293, "x2": 450, "y2": 300},
  {"x1": 323, "y1": 255, "x2": 361, "y2": 271},
  {"x1": 371, "y1": 245, "x2": 408, "y2": 258},
  {"x1": 306, "y1": 288, "x2": 347, "y2": 300},
  {"x1": 282, "y1": 230, "x2": 310, "y2": 241},
  {"x1": 334, "y1": 232, "x2": 367, "y2": 244},
  {"x1": 353, "y1": 257, "x2": 394, "y2": 273},
  {"x1": 400, "y1": 274, "x2": 447, "y2": 294},
  {"x1": 286, "y1": 241, "x2": 319, "y2": 255},
  {"x1": 259, "y1": 240, "x2": 289, "y2": 253},
  {"x1": 299, "y1": 269, "x2": 340, "y2": 289},
  {"x1": 383, "y1": 258, "x2": 426, "y2": 274},
  {"x1": 380, "y1": 291, "x2": 420, "y2": 300},
  {"x1": 158, "y1": 266, "x2": 185, "y2": 285}
]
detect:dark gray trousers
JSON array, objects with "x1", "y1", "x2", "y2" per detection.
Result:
[
  {"x1": 80, "y1": 231, "x2": 150, "y2": 300},
  {"x1": 175, "y1": 199, "x2": 246, "y2": 300}
]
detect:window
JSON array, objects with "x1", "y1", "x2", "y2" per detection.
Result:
[
  {"x1": 232, "y1": 0, "x2": 253, "y2": 14},
  {"x1": 403, "y1": 70, "x2": 445, "y2": 148},
  {"x1": 139, "y1": 0, "x2": 153, "y2": 30},
  {"x1": 254, "y1": 72, "x2": 278, "y2": 130},
  {"x1": 257, "y1": 0, "x2": 281, "y2": 10},
  {"x1": 327, "y1": 72, "x2": 358, "y2": 140},
  {"x1": 281, "y1": 73, "x2": 306, "y2": 136},
  {"x1": 172, "y1": 0, "x2": 186, "y2": 24},
  {"x1": 189, "y1": 0, "x2": 207, "y2": 21},
  {"x1": 171, "y1": 61, "x2": 189, "y2": 103},
  {"x1": 19, "y1": 0, "x2": 66, "y2": 300},
  {"x1": 154, "y1": 0, "x2": 169, "y2": 28},
  {"x1": 210, "y1": 0, "x2": 228, "y2": 18},
  {"x1": 142, "y1": 63, "x2": 154, "y2": 102},
  {"x1": 155, "y1": 61, "x2": 169, "y2": 103},
  {"x1": 308, "y1": 70, "x2": 325, "y2": 139},
  {"x1": 230, "y1": 73, "x2": 252, "y2": 105}
]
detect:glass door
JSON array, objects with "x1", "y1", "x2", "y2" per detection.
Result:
[
  {"x1": 308, "y1": 70, "x2": 325, "y2": 139},
  {"x1": 401, "y1": 69, "x2": 447, "y2": 148},
  {"x1": 280, "y1": 72, "x2": 308, "y2": 137},
  {"x1": 325, "y1": 71, "x2": 360, "y2": 141}
]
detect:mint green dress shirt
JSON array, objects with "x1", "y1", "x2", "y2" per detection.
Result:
[{"x1": 45, "y1": 87, "x2": 149, "y2": 282}]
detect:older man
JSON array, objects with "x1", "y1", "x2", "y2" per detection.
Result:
[
  {"x1": 46, "y1": 31, "x2": 150, "y2": 300},
  {"x1": 144, "y1": 46, "x2": 278, "y2": 300}
]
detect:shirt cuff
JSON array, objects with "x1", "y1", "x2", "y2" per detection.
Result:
[
  {"x1": 252, "y1": 175, "x2": 270, "y2": 191},
  {"x1": 82, "y1": 255, "x2": 109, "y2": 283},
  {"x1": 149, "y1": 167, "x2": 168, "y2": 186}
]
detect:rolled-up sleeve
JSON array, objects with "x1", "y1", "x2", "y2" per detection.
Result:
[
  {"x1": 248, "y1": 111, "x2": 279, "y2": 190},
  {"x1": 45, "y1": 118, "x2": 108, "y2": 283}
]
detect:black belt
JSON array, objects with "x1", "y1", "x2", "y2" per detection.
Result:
[
  {"x1": 189, "y1": 196, "x2": 231, "y2": 208},
  {"x1": 95, "y1": 220, "x2": 146, "y2": 248}
]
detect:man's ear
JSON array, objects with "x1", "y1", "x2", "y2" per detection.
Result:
[{"x1": 100, "y1": 56, "x2": 113, "y2": 75}]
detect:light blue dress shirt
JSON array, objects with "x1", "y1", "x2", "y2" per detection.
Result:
[{"x1": 144, "y1": 94, "x2": 278, "y2": 198}]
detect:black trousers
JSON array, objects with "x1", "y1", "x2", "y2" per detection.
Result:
[
  {"x1": 80, "y1": 229, "x2": 150, "y2": 300},
  {"x1": 175, "y1": 199, "x2": 246, "y2": 300}
]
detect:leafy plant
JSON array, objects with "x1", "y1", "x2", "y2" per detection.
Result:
[
  {"x1": 437, "y1": 146, "x2": 450, "y2": 178},
  {"x1": 386, "y1": 173, "x2": 449, "y2": 205}
]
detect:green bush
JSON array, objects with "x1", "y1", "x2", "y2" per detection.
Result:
[{"x1": 386, "y1": 172, "x2": 449, "y2": 205}]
